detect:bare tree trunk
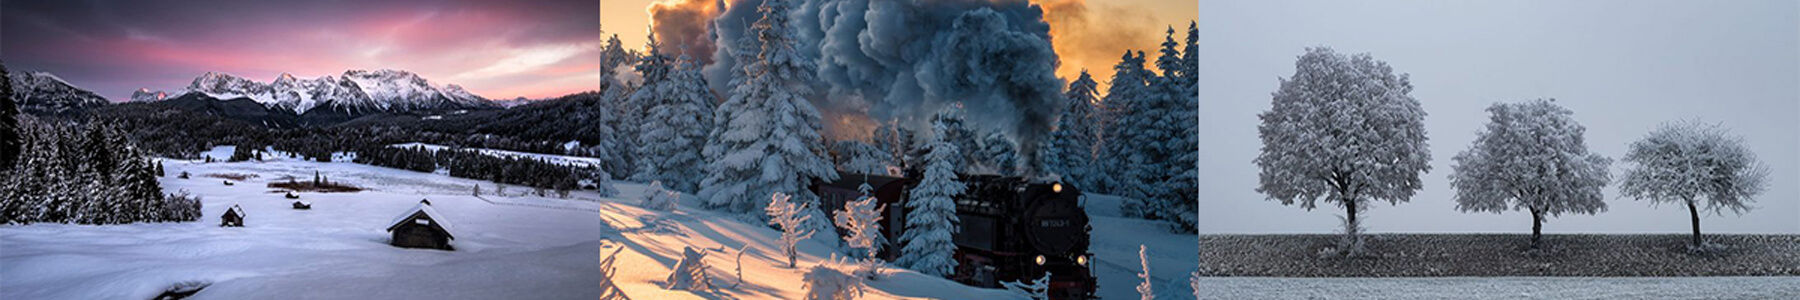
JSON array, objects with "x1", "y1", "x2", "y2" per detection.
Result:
[
  {"x1": 1530, "y1": 208, "x2": 1543, "y2": 249},
  {"x1": 1687, "y1": 200, "x2": 1702, "y2": 248}
]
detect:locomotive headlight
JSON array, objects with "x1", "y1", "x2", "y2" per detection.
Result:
[
  {"x1": 1076, "y1": 255, "x2": 1088, "y2": 266},
  {"x1": 1052, "y1": 183, "x2": 1063, "y2": 193},
  {"x1": 1034, "y1": 255, "x2": 1046, "y2": 265}
]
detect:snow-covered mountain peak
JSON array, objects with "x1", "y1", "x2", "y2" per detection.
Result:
[
  {"x1": 177, "y1": 69, "x2": 494, "y2": 114},
  {"x1": 131, "y1": 88, "x2": 171, "y2": 102}
]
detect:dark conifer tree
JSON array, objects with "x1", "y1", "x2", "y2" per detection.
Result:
[{"x1": 0, "y1": 60, "x2": 20, "y2": 168}]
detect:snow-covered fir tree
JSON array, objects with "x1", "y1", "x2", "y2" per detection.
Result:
[
  {"x1": 1165, "y1": 23, "x2": 1201, "y2": 233},
  {"x1": 896, "y1": 115, "x2": 964, "y2": 276},
  {"x1": 0, "y1": 121, "x2": 182, "y2": 224},
  {"x1": 1450, "y1": 99, "x2": 1612, "y2": 248},
  {"x1": 1045, "y1": 70, "x2": 1101, "y2": 190},
  {"x1": 641, "y1": 181, "x2": 680, "y2": 211},
  {"x1": 831, "y1": 140, "x2": 890, "y2": 176},
  {"x1": 1098, "y1": 28, "x2": 1198, "y2": 232},
  {"x1": 767, "y1": 192, "x2": 816, "y2": 268},
  {"x1": 1255, "y1": 47, "x2": 1430, "y2": 255},
  {"x1": 597, "y1": 34, "x2": 637, "y2": 178},
  {"x1": 1098, "y1": 50, "x2": 1150, "y2": 199},
  {"x1": 871, "y1": 119, "x2": 915, "y2": 172},
  {"x1": 978, "y1": 131, "x2": 1018, "y2": 176},
  {"x1": 635, "y1": 54, "x2": 715, "y2": 193},
  {"x1": 1620, "y1": 120, "x2": 1769, "y2": 249},
  {"x1": 928, "y1": 106, "x2": 982, "y2": 174},
  {"x1": 625, "y1": 31, "x2": 678, "y2": 181},
  {"x1": 699, "y1": 0, "x2": 838, "y2": 233}
]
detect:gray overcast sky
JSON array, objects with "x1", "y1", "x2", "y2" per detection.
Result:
[{"x1": 1196, "y1": 0, "x2": 1800, "y2": 234}]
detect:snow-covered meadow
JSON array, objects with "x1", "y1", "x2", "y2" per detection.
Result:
[{"x1": 1, "y1": 147, "x2": 605, "y2": 299}]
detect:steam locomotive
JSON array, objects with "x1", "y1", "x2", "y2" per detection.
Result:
[{"x1": 814, "y1": 171, "x2": 1096, "y2": 299}]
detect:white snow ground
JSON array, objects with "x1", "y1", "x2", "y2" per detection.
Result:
[
  {"x1": 1196, "y1": 277, "x2": 1800, "y2": 299},
  {"x1": 1, "y1": 146, "x2": 605, "y2": 299},
  {"x1": 0, "y1": 146, "x2": 1200, "y2": 299}
]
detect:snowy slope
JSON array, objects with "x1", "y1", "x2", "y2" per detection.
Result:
[
  {"x1": 592, "y1": 178, "x2": 1027, "y2": 299},
  {"x1": 6, "y1": 70, "x2": 110, "y2": 114},
  {"x1": 1084, "y1": 194, "x2": 1201, "y2": 300}
]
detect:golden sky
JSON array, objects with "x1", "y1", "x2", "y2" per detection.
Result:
[{"x1": 601, "y1": 0, "x2": 1197, "y2": 90}]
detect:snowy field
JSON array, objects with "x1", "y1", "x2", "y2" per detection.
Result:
[
  {"x1": 1196, "y1": 276, "x2": 1800, "y2": 299},
  {"x1": 0, "y1": 146, "x2": 607, "y2": 299}
]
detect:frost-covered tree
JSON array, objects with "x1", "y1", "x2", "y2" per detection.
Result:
[
  {"x1": 1620, "y1": 121, "x2": 1769, "y2": 249},
  {"x1": 1, "y1": 60, "x2": 20, "y2": 168},
  {"x1": 1047, "y1": 71, "x2": 1102, "y2": 191},
  {"x1": 1002, "y1": 272, "x2": 1052, "y2": 300},
  {"x1": 1254, "y1": 47, "x2": 1430, "y2": 254},
  {"x1": 978, "y1": 131, "x2": 1018, "y2": 176},
  {"x1": 1450, "y1": 99, "x2": 1612, "y2": 248},
  {"x1": 700, "y1": 0, "x2": 838, "y2": 225},
  {"x1": 767, "y1": 192, "x2": 816, "y2": 268},
  {"x1": 664, "y1": 246, "x2": 714, "y2": 291},
  {"x1": 598, "y1": 34, "x2": 638, "y2": 179},
  {"x1": 834, "y1": 189, "x2": 886, "y2": 279},
  {"x1": 896, "y1": 117, "x2": 964, "y2": 276},
  {"x1": 636, "y1": 55, "x2": 715, "y2": 193},
  {"x1": 1135, "y1": 245, "x2": 1154, "y2": 300},
  {"x1": 802, "y1": 262, "x2": 864, "y2": 300},
  {"x1": 834, "y1": 189, "x2": 886, "y2": 259}
]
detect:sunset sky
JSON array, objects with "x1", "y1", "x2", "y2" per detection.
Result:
[
  {"x1": 601, "y1": 0, "x2": 1199, "y2": 89},
  {"x1": 1, "y1": 0, "x2": 601, "y2": 101}
]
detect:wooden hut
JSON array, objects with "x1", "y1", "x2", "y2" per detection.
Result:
[
  {"x1": 292, "y1": 201, "x2": 311, "y2": 210},
  {"x1": 386, "y1": 202, "x2": 456, "y2": 250},
  {"x1": 220, "y1": 204, "x2": 245, "y2": 227}
]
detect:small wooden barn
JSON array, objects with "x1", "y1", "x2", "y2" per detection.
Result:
[
  {"x1": 221, "y1": 204, "x2": 245, "y2": 227},
  {"x1": 386, "y1": 202, "x2": 456, "y2": 250}
]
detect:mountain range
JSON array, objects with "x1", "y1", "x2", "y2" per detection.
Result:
[
  {"x1": 174, "y1": 69, "x2": 496, "y2": 114},
  {"x1": 21, "y1": 69, "x2": 503, "y2": 127}
]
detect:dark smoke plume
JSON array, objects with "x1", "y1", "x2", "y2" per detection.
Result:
[
  {"x1": 703, "y1": 0, "x2": 1066, "y2": 174},
  {"x1": 649, "y1": 0, "x2": 727, "y2": 65}
]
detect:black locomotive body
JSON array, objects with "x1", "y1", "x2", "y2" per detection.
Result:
[{"x1": 814, "y1": 171, "x2": 1096, "y2": 299}]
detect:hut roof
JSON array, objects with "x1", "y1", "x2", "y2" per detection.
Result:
[
  {"x1": 226, "y1": 204, "x2": 245, "y2": 217},
  {"x1": 386, "y1": 202, "x2": 456, "y2": 239}
]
